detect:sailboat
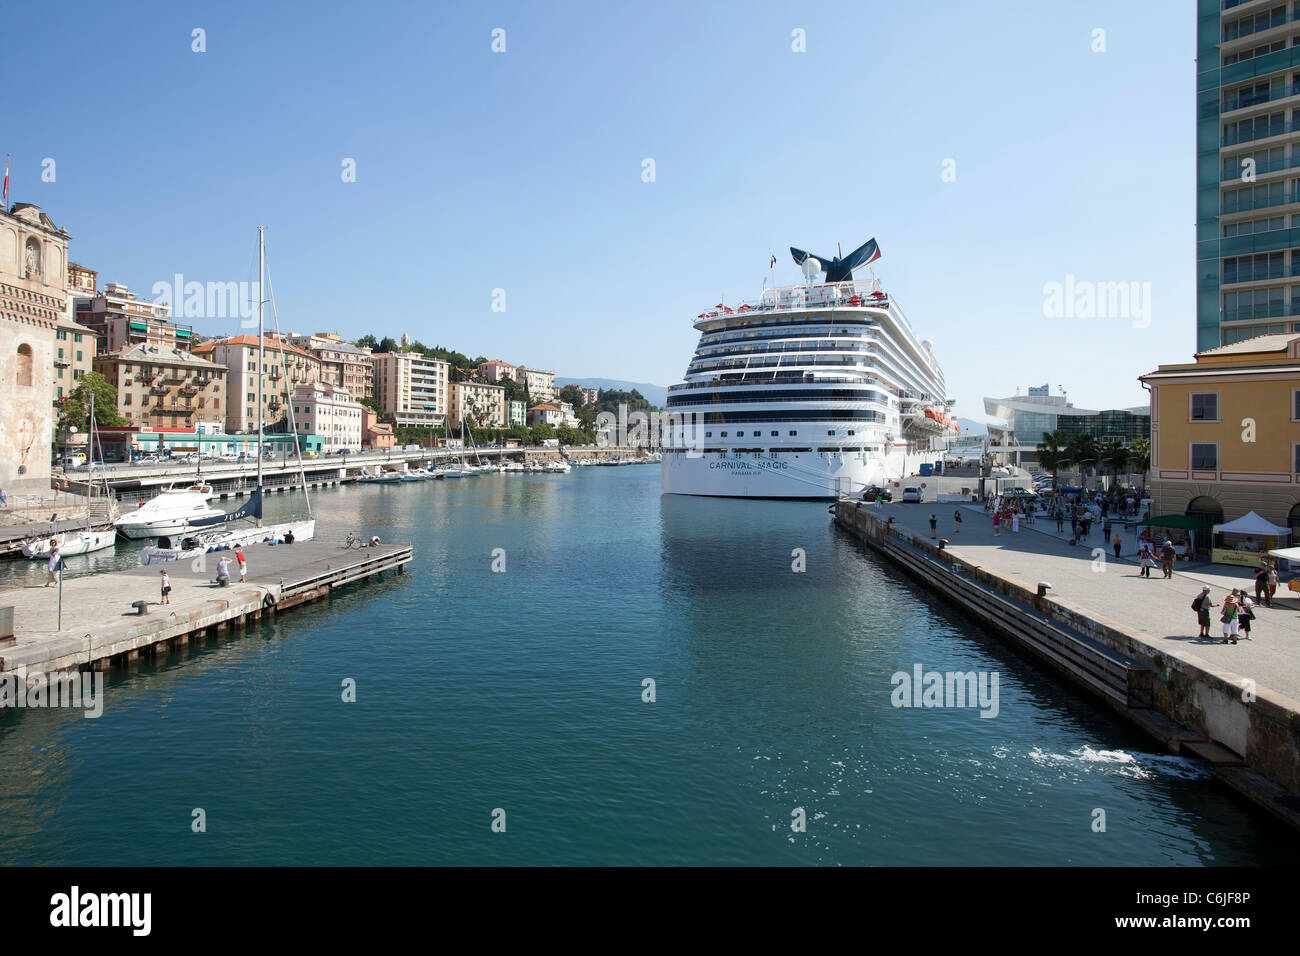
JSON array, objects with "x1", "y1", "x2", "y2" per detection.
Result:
[
  {"x1": 140, "y1": 227, "x2": 316, "y2": 565},
  {"x1": 438, "y1": 417, "x2": 476, "y2": 478},
  {"x1": 23, "y1": 392, "x2": 118, "y2": 558}
]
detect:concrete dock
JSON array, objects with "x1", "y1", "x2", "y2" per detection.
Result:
[
  {"x1": 0, "y1": 539, "x2": 411, "y2": 676},
  {"x1": 833, "y1": 498, "x2": 1300, "y2": 830}
]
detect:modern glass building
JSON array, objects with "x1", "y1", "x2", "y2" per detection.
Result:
[
  {"x1": 1197, "y1": 1, "x2": 1300, "y2": 348},
  {"x1": 982, "y1": 388, "x2": 1150, "y2": 466}
]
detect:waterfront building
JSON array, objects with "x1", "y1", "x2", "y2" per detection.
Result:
[
  {"x1": 191, "y1": 335, "x2": 311, "y2": 433},
  {"x1": 507, "y1": 400, "x2": 526, "y2": 427},
  {"x1": 53, "y1": 315, "x2": 97, "y2": 401},
  {"x1": 94, "y1": 425, "x2": 319, "y2": 462},
  {"x1": 372, "y1": 350, "x2": 449, "y2": 428},
  {"x1": 94, "y1": 341, "x2": 227, "y2": 430},
  {"x1": 448, "y1": 380, "x2": 506, "y2": 429},
  {"x1": 291, "y1": 382, "x2": 363, "y2": 453},
  {"x1": 983, "y1": 385, "x2": 1150, "y2": 467},
  {"x1": 562, "y1": 384, "x2": 599, "y2": 405},
  {"x1": 287, "y1": 332, "x2": 373, "y2": 398},
  {"x1": 1139, "y1": 331, "x2": 1300, "y2": 536},
  {"x1": 0, "y1": 202, "x2": 70, "y2": 493},
  {"x1": 74, "y1": 282, "x2": 194, "y2": 354},
  {"x1": 558, "y1": 401, "x2": 580, "y2": 428},
  {"x1": 527, "y1": 403, "x2": 563, "y2": 427},
  {"x1": 1195, "y1": 2, "x2": 1300, "y2": 349},
  {"x1": 362, "y1": 407, "x2": 395, "y2": 450},
  {"x1": 476, "y1": 359, "x2": 517, "y2": 383},
  {"x1": 517, "y1": 366, "x2": 556, "y2": 402}
]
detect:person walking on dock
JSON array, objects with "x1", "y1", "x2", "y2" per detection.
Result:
[
  {"x1": 953, "y1": 509, "x2": 961, "y2": 534},
  {"x1": 216, "y1": 556, "x2": 231, "y2": 588},
  {"x1": 930, "y1": 514, "x2": 937, "y2": 539},
  {"x1": 993, "y1": 511, "x2": 1000, "y2": 536},
  {"x1": 1055, "y1": 508, "x2": 1064, "y2": 532},
  {"x1": 1193, "y1": 585, "x2": 1213, "y2": 638},
  {"x1": 160, "y1": 569, "x2": 171, "y2": 605},
  {"x1": 1255, "y1": 564, "x2": 1270, "y2": 606},
  {"x1": 0, "y1": 487, "x2": 7, "y2": 507},
  {"x1": 1160, "y1": 540, "x2": 1176, "y2": 579},
  {"x1": 1112, "y1": 531, "x2": 1122, "y2": 561},
  {"x1": 235, "y1": 545, "x2": 246, "y2": 582},
  {"x1": 44, "y1": 546, "x2": 61, "y2": 587},
  {"x1": 1268, "y1": 563, "x2": 1279, "y2": 607}
]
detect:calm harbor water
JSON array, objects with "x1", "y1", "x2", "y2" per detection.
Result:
[{"x1": 0, "y1": 465, "x2": 1295, "y2": 865}]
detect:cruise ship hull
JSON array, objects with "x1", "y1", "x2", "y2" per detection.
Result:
[{"x1": 662, "y1": 446, "x2": 929, "y2": 499}]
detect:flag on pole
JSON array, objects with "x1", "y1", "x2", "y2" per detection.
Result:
[
  {"x1": 2, "y1": 155, "x2": 8, "y2": 210},
  {"x1": 769, "y1": 255, "x2": 776, "y2": 269}
]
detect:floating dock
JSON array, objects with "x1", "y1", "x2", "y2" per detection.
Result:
[
  {"x1": 833, "y1": 498, "x2": 1300, "y2": 831},
  {"x1": 0, "y1": 540, "x2": 411, "y2": 675}
]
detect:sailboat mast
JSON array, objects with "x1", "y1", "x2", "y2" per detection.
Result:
[
  {"x1": 86, "y1": 390, "x2": 93, "y2": 531},
  {"x1": 257, "y1": 225, "x2": 264, "y2": 525}
]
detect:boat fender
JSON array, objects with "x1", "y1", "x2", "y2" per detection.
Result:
[{"x1": 263, "y1": 593, "x2": 277, "y2": 609}]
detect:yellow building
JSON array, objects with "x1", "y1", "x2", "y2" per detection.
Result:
[
  {"x1": 1139, "y1": 332, "x2": 1300, "y2": 541},
  {"x1": 449, "y1": 380, "x2": 506, "y2": 429}
]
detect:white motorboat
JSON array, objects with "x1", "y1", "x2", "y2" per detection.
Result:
[
  {"x1": 114, "y1": 483, "x2": 225, "y2": 539},
  {"x1": 542, "y1": 460, "x2": 571, "y2": 473}
]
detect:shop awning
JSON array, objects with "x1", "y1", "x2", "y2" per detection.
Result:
[{"x1": 1212, "y1": 511, "x2": 1292, "y2": 536}]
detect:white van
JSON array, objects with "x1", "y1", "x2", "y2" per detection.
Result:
[{"x1": 901, "y1": 486, "x2": 922, "y2": 503}]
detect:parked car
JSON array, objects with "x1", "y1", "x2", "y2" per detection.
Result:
[
  {"x1": 901, "y1": 486, "x2": 922, "y2": 503},
  {"x1": 861, "y1": 485, "x2": 893, "y2": 502},
  {"x1": 218, "y1": 452, "x2": 239, "y2": 462},
  {"x1": 302, "y1": 450, "x2": 318, "y2": 459}
]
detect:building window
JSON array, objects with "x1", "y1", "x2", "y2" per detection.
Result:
[
  {"x1": 789, "y1": 430, "x2": 797, "y2": 436},
  {"x1": 124, "y1": 393, "x2": 132, "y2": 406},
  {"x1": 15, "y1": 343, "x2": 34, "y2": 387},
  {"x1": 1191, "y1": 442, "x2": 1218, "y2": 470},
  {"x1": 1293, "y1": 388, "x2": 1300, "y2": 421},
  {"x1": 1190, "y1": 392, "x2": 1218, "y2": 421},
  {"x1": 1295, "y1": 443, "x2": 1300, "y2": 474}
]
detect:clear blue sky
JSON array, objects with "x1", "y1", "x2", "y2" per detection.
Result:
[{"x1": 9, "y1": 0, "x2": 1192, "y2": 420}]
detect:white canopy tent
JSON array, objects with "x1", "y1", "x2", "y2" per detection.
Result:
[
  {"x1": 1267, "y1": 546, "x2": 1300, "y2": 562},
  {"x1": 1212, "y1": 511, "x2": 1292, "y2": 537}
]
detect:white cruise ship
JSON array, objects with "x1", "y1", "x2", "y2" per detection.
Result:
[{"x1": 661, "y1": 239, "x2": 955, "y2": 499}]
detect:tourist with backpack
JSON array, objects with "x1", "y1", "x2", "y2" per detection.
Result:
[{"x1": 1192, "y1": 585, "x2": 1214, "y2": 638}]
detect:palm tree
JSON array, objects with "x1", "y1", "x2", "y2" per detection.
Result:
[
  {"x1": 1036, "y1": 429, "x2": 1068, "y2": 489},
  {"x1": 1066, "y1": 431, "x2": 1098, "y2": 488},
  {"x1": 1099, "y1": 437, "x2": 1130, "y2": 491},
  {"x1": 1130, "y1": 437, "x2": 1151, "y2": 494}
]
